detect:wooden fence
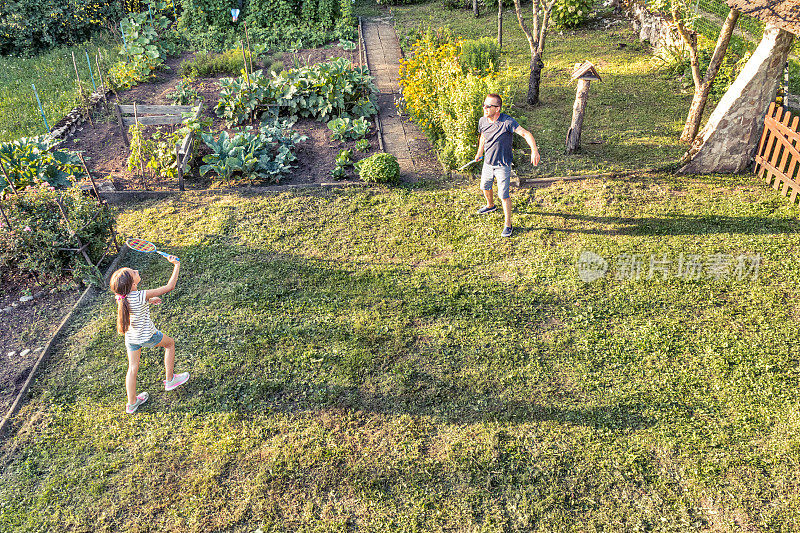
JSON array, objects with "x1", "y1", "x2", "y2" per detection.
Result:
[{"x1": 754, "y1": 102, "x2": 800, "y2": 203}]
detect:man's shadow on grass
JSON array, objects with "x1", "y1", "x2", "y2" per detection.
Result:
[{"x1": 521, "y1": 210, "x2": 800, "y2": 236}]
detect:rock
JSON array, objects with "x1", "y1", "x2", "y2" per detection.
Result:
[
  {"x1": 20, "y1": 349, "x2": 31, "y2": 357},
  {"x1": 8, "y1": 351, "x2": 16, "y2": 357},
  {"x1": 20, "y1": 295, "x2": 34, "y2": 302},
  {"x1": 11, "y1": 302, "x2": 18, "y2": 307},
  {"x1": 34, "y1": 291, "x2": 47, "y2": 299},
  {"x1": 1, "y1": 307, "x2": 9, "y2": 313}
]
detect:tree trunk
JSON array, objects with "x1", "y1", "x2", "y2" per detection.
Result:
[
  {"x1": 498, "y1": 0, "x2": 503, "y2": 51},
  {"x1": 681, "y1": 82, "x2": 713, "y2": 143},
  {"x1": 473, "y1": 0, "x2": 479, "y2": 18},
  {"x1": 679, "y1": 8, "x2": 740, "y2": 143},
  {"x1": 527, "y1": 53, "x2": 544, "y2": 105}
]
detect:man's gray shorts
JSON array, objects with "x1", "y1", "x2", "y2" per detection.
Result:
[{"x1": 481, "y1": 164, "x2": 512, "y2": 200}]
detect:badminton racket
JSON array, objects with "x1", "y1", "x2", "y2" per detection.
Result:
[
  {"x1": 126, "y1": 238, "x2": 180, "y2": 262},
  {"x1": 458, "y1": 156, "x2": 483, "y2": 171}
]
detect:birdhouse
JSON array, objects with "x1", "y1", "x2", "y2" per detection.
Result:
[
  {"x1": 566, "y1": 62, "x2": 601, "y2": 154},
  {"x1": 570, "y1": 61, "x2": 602, "y2": 82}
]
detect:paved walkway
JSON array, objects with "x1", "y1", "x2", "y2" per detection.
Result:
[{"x1": 361, "y1": 17, "x2": 439, "y2": 179}]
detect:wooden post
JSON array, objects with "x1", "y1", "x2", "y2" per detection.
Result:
[
  {"x1": 566, "y1": 79, "x2": 591, "y2": 154},
  {"x1": 133, "y1": 103, "x2": 147, "y2": 189},
  {"x1": 115, "y1": 104, "x2": 129, "y2": 147},
  {"x1": 566, "y1": 62, "x2": 601, "y2": 155},
  {"x1": 176, "y1": 144, "x2": 184, "y2": 191}
]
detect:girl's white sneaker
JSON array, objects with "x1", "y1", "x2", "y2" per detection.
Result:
[
  {"x1": 164, "y1": 372, "x2": 189, "y2": 391},
  {"x1": 126, "y1": 392, "x2": 149, "y2": 414}
]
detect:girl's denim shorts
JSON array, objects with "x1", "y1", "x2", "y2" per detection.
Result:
[{"x1": 126, "y1": 330, "x2": 163, "y2": 353}]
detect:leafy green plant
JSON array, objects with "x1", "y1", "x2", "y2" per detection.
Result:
[
  {"x1": 357, "y1": 152, "x2": 400, "y2": 184},
  {"x1": 460, "y1": 37, "x2": 501, "y2": 75},
  {"x1": 127, "y1": 109, "x2": 211, "y2": 179},
  {"x1": 200, "y1": 120, "x2": 307, "y2": 182},
  {"x1": 169, "y1": 79, "x2": 201, "y2": 105},
  {"x1": 339, "y1": 39, "x2": 357, "y2": 51},
  {"x1": 551, "y1": 0, "x2": 594, "y2": 29},
  {"x1": 354, "y1": 138, "x2": 371, "y2": 152},
  {"x1": 215, "y1": 58, "x2": 377, "y2": 127},
  {"x1": 0, "y1": 182, "x2": 115, "y2": 282},
  {"x1": 327, "y1": 116, "x2": 371, "y2": 142},
  {"x1": 0, "y1": 135, "x2": 85, "y2": 196}
]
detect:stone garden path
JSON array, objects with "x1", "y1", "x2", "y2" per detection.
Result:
[{"x1": 361, "y1": 17, "x2": 440, "y2": 179}]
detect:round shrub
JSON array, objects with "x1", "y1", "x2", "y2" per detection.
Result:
[
  {"x1": 357, "y1": 153, "x2": 400, "y2": 184},
  {"x1": 0, "y1": 183, "x2": 116, "y2": 282},
  {"x1": 551, "y1": 0, "x2": 594, "y2": 29}
]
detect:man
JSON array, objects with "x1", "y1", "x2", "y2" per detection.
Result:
[{"x1": 474, "y1": 93, "x2": 540, "y2": 237}]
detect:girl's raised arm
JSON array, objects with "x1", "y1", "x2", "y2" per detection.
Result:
[{"x1": 145, "y1": 256, "x2": 180, "y2": 300}]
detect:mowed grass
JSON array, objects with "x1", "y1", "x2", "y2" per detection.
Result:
[
  {"x1": 389, "y1": 2, "x2": 693, "y2": 177},
  {"x1": 0, "y1": 35, "x2": 120, "y2": 142},
  {"x1": 2, "y1": 173, "x2": 800, "y2": 530}
]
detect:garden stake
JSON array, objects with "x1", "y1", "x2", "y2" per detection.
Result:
[
  {"x1": 85, "y1": 51, "x2": 97, "y2": 92},
  {"x1": 243, "y1": 22, "x2": 254, "y2": 76},
  {"x1": 54, "y1": 195, "x2": 94, "y2": 268},
  {"x1": 0, "y1": 203, "x2": 11, "y2": 232},
  {"x1": 72, "y1": 51, "x2": 94, "y2": 127},
  {"x1": 0, "y1": 160, "x2": 19, "y2": 197},
  {"x1": 31, "y1": 83, "x2": 49, "y2": 132},
  {"x1": 77, "y1": 152, "x2": 102, "y2": 199},
  {"x1": 240, "y1": 41, "x2": 251, "y2": 86}
]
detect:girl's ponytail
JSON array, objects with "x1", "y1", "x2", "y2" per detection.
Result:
[{"x1": 110, "y1": 268, "x2": 134, "y2": 335}]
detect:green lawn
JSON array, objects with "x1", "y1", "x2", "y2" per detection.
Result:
[
  {"x1": 0, "y1": 35, "x2": 120, "y2": 142},
  {"x1": 2, "y1": 172, "x2": 800, "y2": 530}
]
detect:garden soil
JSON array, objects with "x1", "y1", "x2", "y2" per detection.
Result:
[{"x1": 0, "y1": 271, "x2": 81, "y2": 416}]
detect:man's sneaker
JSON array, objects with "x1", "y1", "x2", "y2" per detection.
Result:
[
  {"x1": 126, "y1": 392, "x2": 149, "y2": 414},
  {"x1": 477, "y1": 205, "x2": 498, "y2": 214},
  {"x1": 164, "y1": 372, "x2": 189, "y2": 391},
  {"x1": 501, "y1": 226, "x2": 513, "y2": 238}
]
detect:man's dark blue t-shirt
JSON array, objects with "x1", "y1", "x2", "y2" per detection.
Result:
[{"x1": 479, "y1": 113, "x2": 519, "y2": 167}]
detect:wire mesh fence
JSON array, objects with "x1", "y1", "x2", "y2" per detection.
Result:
[{"x1": 689, "y1": 0, "x2": 798, "y2": 105}]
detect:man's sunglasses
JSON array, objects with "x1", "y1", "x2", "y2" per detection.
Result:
[{"x1": 482, "y1": 104, "x2": 499, "y2": 108}]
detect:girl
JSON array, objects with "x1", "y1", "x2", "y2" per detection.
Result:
[{"x1": 110, "y1": 255, "x2": 188, "y2": 414}]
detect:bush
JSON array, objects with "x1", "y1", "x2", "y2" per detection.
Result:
[
  {"x1": 399, "y1": 30, "x2": 510, "y2": 169},
  {"x1": 179, "y1": 48, "x2": 254, "y2": 78},
  {"x1": 0, "y1": 183, "x2": 116, "y2": 282},
  {"x1": 460, "y1": 37, "x2": 501, "y2": 75},
  {"x1": 551, "y1": 0, "x2": 594, "y2": 28},
  {"x1": 357, "y1": 153, "x2": 400, "y2": 184},
  {"x1": 0, "y1": 136, "x2": 85, "y2": 196},
  {"x1": 0, "y1": 0, "x2": 126, "y2": 56}
]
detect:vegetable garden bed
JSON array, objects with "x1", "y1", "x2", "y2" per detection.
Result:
[{"x1": 60, "y1": 46, "x2": 384, "y2": 191}]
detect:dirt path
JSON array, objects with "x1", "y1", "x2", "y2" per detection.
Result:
[{"x1": 362, "y1": 16, "x2": 441, "y2": 180}]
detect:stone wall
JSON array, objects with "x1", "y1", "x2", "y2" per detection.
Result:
[{"x1": 628, "y1": 3, "x2": 682, "y2": 52}]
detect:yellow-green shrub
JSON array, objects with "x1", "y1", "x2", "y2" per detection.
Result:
[{"x1": 399, "y1": 30, "x2": 511, "y2": 169}]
